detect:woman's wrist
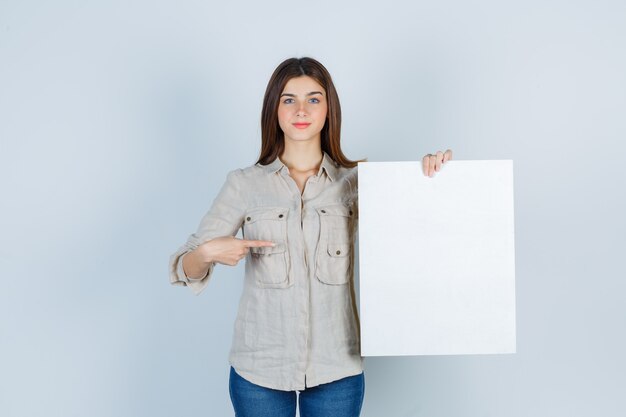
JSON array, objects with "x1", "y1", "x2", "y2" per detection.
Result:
[
  {"x1": 197, "y1": 240, "x2": 216, "y2": 264},
  {"x1": 182, "y1": 247, "x2": 213, "y2": 279}
]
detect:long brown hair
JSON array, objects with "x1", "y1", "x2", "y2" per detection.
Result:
[{"x1": 256, "y1": 57, "x2": 366, "y2": 168}]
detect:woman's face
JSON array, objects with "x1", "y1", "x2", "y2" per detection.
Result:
[{"x1": 277, "y1": 75, "x2": 328, "y2": 145}]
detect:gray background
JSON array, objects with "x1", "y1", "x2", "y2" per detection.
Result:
[{"x1": 1, "y1": 1, "x2": 624, "y2": 416}]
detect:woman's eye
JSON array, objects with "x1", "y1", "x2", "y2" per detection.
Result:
[
  {"x1": 309, "y1": 98, "x2": 320, "y2": 103},
  {"x1": 283, "y1": 98, "x2": 294, "y2": 104}
]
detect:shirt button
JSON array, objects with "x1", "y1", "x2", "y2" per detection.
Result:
[
  {"x1": 278, "y1": 214, "x2": 284, "y2": 218},
  {"x1": 321, "y1": 209, "x2": 326, "y2": 214},
  {"x1": 336, "y1": 250, "x2": 341, "y2": 255},
  {"x1": 246, "y1": 216, "x2": 251, "y2": 221}
]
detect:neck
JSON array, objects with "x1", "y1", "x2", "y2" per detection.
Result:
[{"x1": 280, "y1": 142, "x2": 323, "y2": 173}]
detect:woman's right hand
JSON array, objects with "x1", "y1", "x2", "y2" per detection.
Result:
[{"x1": 198, "y1": 236, "x2": 276, "y2": 266}]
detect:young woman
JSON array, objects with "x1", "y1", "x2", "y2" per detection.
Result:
[{"x1": 169, "y1": 57, "x2": 452, "y2": 417}]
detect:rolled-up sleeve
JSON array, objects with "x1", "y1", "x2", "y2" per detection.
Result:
[{"x1": 169, "y1": 169, "x2": 246, "y2": 295}]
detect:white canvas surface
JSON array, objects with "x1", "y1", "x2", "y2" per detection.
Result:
[{"x1": 357, "y1": 160, "x2": 516, "y2": 356}]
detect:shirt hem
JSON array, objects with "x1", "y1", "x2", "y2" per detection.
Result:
[{"x1": 229, "y1": 360, "x2": 364, "y2": 392}]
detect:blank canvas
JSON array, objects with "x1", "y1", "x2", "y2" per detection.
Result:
[{"x1": 357, "y1": 160, "x2": 516, "y2": 356}]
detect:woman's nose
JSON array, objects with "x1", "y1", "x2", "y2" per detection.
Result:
[{"x1": 296, "y1": 102, "x2": 307, "y2": 117}]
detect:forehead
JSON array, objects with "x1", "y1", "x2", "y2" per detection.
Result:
[{"x1": 282, "y1": 76, "x2": 325, "y2": 94}]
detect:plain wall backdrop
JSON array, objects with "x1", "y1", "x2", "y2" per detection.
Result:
[{"x1": 1, "y1": 1, "x2": 624, "y2": 416}]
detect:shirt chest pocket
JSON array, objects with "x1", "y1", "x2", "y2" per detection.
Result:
[
  {"x1": 315, "y1": 203, "x2": 354, "y2": 285},
  {"x1": 243, "y1": 206, "x2": 292, "y2": 288}
]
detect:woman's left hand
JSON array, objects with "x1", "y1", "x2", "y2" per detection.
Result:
[{"x1": 422, "y1": 149, "x2": 453, "y2": 177}]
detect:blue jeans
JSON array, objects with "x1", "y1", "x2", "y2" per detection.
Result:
[{"x1": 229, "y1": 366, "x2": 365, "y2": 417}]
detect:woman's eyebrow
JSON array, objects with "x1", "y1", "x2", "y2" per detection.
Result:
[{"x1": 280, "y1": 91, "x2": 324, "y2": 98}]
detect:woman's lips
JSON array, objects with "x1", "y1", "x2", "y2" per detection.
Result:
[{"x1": 293, "y1": 123, "x2": 311, "y2": 129}]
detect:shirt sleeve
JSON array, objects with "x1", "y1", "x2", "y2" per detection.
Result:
[{"x1": 169, "y1": 168, "x2": 246, "y2": 295}]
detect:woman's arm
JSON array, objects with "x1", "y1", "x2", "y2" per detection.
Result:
[
  {"x1": 169, "y1": 169, "x2": 246, "y2": 295},
  {"x1": 181, "y1": 235, "x2": 275, "y2": 279}
]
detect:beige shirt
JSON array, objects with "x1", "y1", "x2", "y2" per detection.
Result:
[{"x1": 168, "y1": 151, "x2": 363, "y2": 391}]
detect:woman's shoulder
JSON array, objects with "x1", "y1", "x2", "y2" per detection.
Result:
[
  {"x1": 240, "y1": 161, "x2": 273, "y2": 177},
  {"x1": 226, "y1": 158, "x2": 357, "y2": 183},
  {"x1": 222, "y1": 161, "x2": 273, "y2": 184},
  {"x1": 336, "y1": 164, "x2": 358, "y2": 182}
]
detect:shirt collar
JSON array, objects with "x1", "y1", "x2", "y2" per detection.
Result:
[{"x1": 258, "y1": 151, "x2": 339, "y2": 182}]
